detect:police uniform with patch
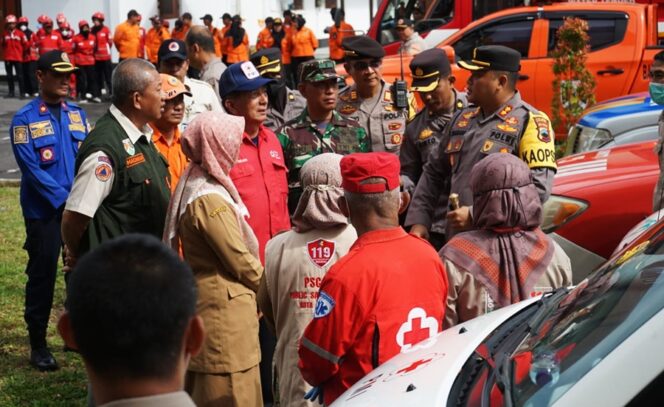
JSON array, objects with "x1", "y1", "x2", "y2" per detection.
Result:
[
  {"x1": 336, "y1": 35, "x2": 417, "y2": 154},
  {"x1": 9, "y1": 50, "x2": 90, "y2": 369},
  {"x1": 400, "y1": 49, "x2": 468, "y2": 245},
  {"x1": 276, "y1": 59, "x2": 370, "y2": 213},
  {"x1": 406, "y1": 46, "x2": 557, "y2": 239},
  {"x1": 250, "y1": 48, "x2": 307, "y2": 132}
]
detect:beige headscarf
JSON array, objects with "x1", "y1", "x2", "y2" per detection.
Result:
[
  {"x1": 292, "y1": 153, "x2": 348, "y2": 233},
  {"x1": 163, "y1": 111, "x2": 259, "y2": 257}
]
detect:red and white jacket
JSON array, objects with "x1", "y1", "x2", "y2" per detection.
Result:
[
  {"x1": 73, "y1": 33, "x2": 96, "y2": 66},
  {"x1": 93, "y1": 25, "x2": 112, "y2": 61},
  {"x1": 2, "y1": 28, "x2": 27, "y2": 62},
  {"x1": 35, "y1": 28, "x2": 63, "y2": 54}
]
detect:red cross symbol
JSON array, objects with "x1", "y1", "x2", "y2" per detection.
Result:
[
  {"x1": 403, "y1": 317, "x2": 431, "y2": 346},
  {"x1": 396, "y1": 357, "x2": 433, "y2": 375}
]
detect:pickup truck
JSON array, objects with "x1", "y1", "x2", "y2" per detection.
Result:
[{"x1": 343, "y1": 3, "x2": 663, "y2": 123}]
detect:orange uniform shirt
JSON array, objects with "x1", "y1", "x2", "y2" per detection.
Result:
[
  {"x1": 281, "y1": 24, "x2": 293, "y2": 64},
  {"x1": 151, "y1": 125, "x2": 188, "y2": 192},
  {"x1": 145, "y1": 27, "x2": 170, "y2": 63},
  {"x1": 256, "y1": 27, "x2": 274, "y2": 50},
  {"x1": 220, "y1": 24, "x2": 231, "y2": 56},
  {"x1": 329, "y1": 22, "x2": 354, "y2": 61},
  {"x1": 291, "y1": 26, "x2": 318, "y2": 57},
  {"x1": 224, "y1": 33, "x2": 249, "y2": 63},
  {"x1": 113, "y1": 21, "x2": 140, "y2": 59},
  {"x1": 208, "y1": 26, "x2": 222, "y2": 57},
  {"x1": 170, "y1": 22, "x2": 190, "y2": 41}
]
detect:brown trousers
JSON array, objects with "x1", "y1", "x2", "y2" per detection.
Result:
[{"x1": 185, "y1": 365, "x2": 263, "y2": 407}]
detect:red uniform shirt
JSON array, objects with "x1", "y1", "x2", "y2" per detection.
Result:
[
  {"x1": 2, "y1": 28, "x2": 27, "y2": 62},
  {"x1": 73, "y1": 33, "x2": 95, "y2": 66},
  {"x1": 230, "y1": 125, "x2": 291, "y2": 264},
  {"x1": 93, "y1": 26, "x2": 113, "y2": 61},
  {"x1": 298, "y1": 227, "x2": 448, "y2": 405},
  {"x1": 60, "y1": 36, "x2": 74, "y2": 56},
  {"x1": 36, "y1": 29, "x2": 63, "y2": 54},
  {"x1": 23, "y1": 30, "x2": 39, "y2": 62}
]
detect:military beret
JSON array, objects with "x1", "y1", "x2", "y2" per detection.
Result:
[
  {"x1": 342, "y1": 35, "x2": 386, "y2": 60},
  {"x1": 340, "y1": 153, "x2": 401, "y2": 194}
]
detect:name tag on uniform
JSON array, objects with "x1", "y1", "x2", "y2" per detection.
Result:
[
  {"x1": 29, "y1": 121, "x2": 55, "y2": 139},
  {"x1": 126, "y1": 153, "x2": 145, "y2": 168},
  {"x1": 69, "y1": 124, "x2": 86, "y2": 132}
]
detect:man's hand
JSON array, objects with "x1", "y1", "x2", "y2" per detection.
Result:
[
  {"x1": 446, "y1": 206, "x2": 472, "y2": 232},
  {"x1": 409, "y1": 224, "x2": 430, "y2": 240},
  {"x1": 62, "y1": 245, "x2": 77, "y2": 273}
]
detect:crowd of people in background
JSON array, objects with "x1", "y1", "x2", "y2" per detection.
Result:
[{"x1": 6, "y1": 3, "x2": 579, "y2": 407}]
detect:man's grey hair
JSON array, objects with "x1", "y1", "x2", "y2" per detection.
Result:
[
  {"x1": 185, "y1": 26, "x2": 216, "y2": 53},
  {"x1": 344, "y1": 177, "x2": 400, "y2": 218},
  {"x1": 111, "y1": 58, "x2": 157, "y2": 106}
]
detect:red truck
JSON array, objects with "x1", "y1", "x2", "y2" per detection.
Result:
[{"x1": 369, "y1": 0, "x2": 664, "y2": 56}]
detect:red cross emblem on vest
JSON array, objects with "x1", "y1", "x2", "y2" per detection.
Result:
[{"x1": 395, "y1": 307, "x2": 439, "y2": 353}]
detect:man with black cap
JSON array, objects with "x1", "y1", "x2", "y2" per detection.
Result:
[
  {"x1": 396, "y1": 18, "x2": 425, "y2": 56},
  {"x1": 407, "y1": 45, "x2": 557, "y2": 242},
  {"x1": 401, "y1": 48, "x2": 467, "y2": 250},
  {"x1": 277, "y1": 59, "x2": 368, "y2": 213},
  {"x1": 256, "y1": 17, "x2": 275, "y2": 50},
  {"x1": 298, "y1": 152, "x2": 448, "y2": 405},
  {"x1": 157, "y1": 38, "x2": 222, "y2": 131},
  {"x1": 337, "y1": 35, "x2": 417, "y2": 154},
  {"x1": 250, "y1": 47, "x2": 306, "y2": 132},
  {"x1": 10, "y1": 50, "x2": 90, "y2": 371},
  {"x1": 186, "y1": 25, "x2": 227, "y2": 102}
]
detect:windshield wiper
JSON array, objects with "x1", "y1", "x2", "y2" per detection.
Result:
[
  {"x1": 481, "y1": 351, "x2": 514, "y2": 407},
  {"x1": 527, "y1": 287, "x2": 570, "y2": 336}
]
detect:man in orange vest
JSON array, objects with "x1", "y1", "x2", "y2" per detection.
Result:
[
  {"x1": 200, "y1": 14, "x2": 222, "y2": 57},
  {"x1": 220, "y1": 13, "x2": 232, "y2": 65},
  {"x1": 256, "y1": 17, "x2": 274, "y2": 51},
  {"x1": 145, "y1": 15, "x2": 170, "y2": 64},
  {"x1": 328, "y1": 8, "x2": 354, "y2": 63},
  {"x1": 113, "y1": 9, "x2": 140, "y2": 61}
]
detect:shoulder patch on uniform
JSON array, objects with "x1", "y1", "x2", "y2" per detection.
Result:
[
  {"x1": 313, "y1": 290, "x2": 335, "y2": 318},
  {"x1": 68, "y1": 110, "x2": 82, "y2": 123},
  {"x1": 29, "y1": 121, "x2": 55, "y2": 138},
  {"x1": 122, "y1": 138, "x2": 136, "y2": 155},
  {"x1": 307, "y1": 239, "x2": 336, "y2": 268},
  {"x1": 534, "y1": 117, "x2": 552, "y2": 143},
  {"x1": 39, "y1": 147, "x2": 54, "y2": 163},
  {"x1": 13, "y1": 126, "x2": 28, "y2": 144},
  {"x1": 498, "y1": 105, "x2": 513, "y2": 118},
  {"x1": 95, "y1": 162, "x2": 112, "y2": 182}
]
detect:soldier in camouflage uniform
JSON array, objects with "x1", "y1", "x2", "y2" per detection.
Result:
[
  {"x1": 251, "y1": 47, "x2": 307, "y2": 132},
  {"x1": 277, "y1": 59, "x2": 369, "y2": 213},
  {"x1": 400, "y1": 48, "x2": 468, "y2": 250},
  {"x1": 336, "y1": 35, "x2": 417, "y2": 154}
]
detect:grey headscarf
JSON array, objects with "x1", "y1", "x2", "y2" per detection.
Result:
[
  {"x1": 292, "y1": 153, "x2": 348, "y2": 233},
  {"x1": 441, "y1": 153, "x2": 554, "y2": 307}
]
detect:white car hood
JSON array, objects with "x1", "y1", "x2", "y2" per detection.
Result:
[{"x1": 331, "y1": 298, "x2": 539, "y2": 407}]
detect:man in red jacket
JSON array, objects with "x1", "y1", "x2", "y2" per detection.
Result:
[
  {"x1": 91, "y1": 12, "x2": 113, "y2": 97},
  {"x1": 35, "y1": 16, "x2": 63, "y2": 55},
  {"x1": 73, "y1": 20, "x2": 100, "y2": 102},
  {"x1": 17, "y1": 16, "x2": 39, "y2": 97},
  {"x1": 298, "y1": 152, "x2": 449, "y2": 405},
  {"x1": 2, "y1": 14, "x2": 27, "y2": 98}
]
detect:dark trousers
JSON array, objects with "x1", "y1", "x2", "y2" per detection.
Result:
[
  {"x1": 23, "y1": 213, "x2": 63, "y2": 350},
  {"x1": 5, "y1": 60, "x2": 25, "y2": 96},
  {"x1": 290, "y1": 56, "x2": 315, "y2": 87},
  {"x1": 76, "y1": 65, "x2": 99, "y2": 98},
  {"x1": 23, "y1": 61, "x2": 38, "y2": 95},
  {"x1": 259, "y1": 318, "x2": 276, "y2": 404},
  {"x1": 95, "y1": 60, "x2": 112, "y2": 95}
]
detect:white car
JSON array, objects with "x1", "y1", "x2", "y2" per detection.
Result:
[{"x1": 331, "y1": 221, "x2": 664, "y2": 406}]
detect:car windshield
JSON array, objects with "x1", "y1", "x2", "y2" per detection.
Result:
[{"x1": 510, "y1": 227, "x2": 664, "y2": 405}]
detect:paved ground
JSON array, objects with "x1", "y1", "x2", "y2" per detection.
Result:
[{"x1": 0, "y1": 81, "x2": 110, "y2": 181}]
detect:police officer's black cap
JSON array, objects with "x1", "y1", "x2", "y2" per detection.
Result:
[
  {"x1": 250, "y1": 48, "x2": 282, "y2": 75},
  {"x1": 458, "y1": 45, "x2": 521, "y2": 72},
  {"x1": 158, "y1": 39, "x2": 187, "y2": 62},
  {"x1": 38, "y1": 50, "x2": 78, "y2": 73},
  {"x1": 342, "y1": 35, "x2": 385, "y2": 60},
  {"x1": 200, "y1": 14, "x2": 213, "y2": 21},
  {"x1": 410, "y1": 48, "x2": 450, "y2": 92}
]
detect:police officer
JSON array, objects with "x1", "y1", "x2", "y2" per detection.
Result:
[
  {"x1": 407, "y1": 45, "x2": 557, "y2": 241},
  {"x1": 337, "y1": 35, "x2": 417, "y2": 154},
  {"x1": 10, "y1": 50, "x2": 90, "y2": 371},
  {"x1": 401, "y1": 48, "x2": 467, "y2": 249},
  {"x1": 277, "y1": 59, "x2": 369, "y2": 213},
  {"x1": 250, "y1": 47, "x2": 306, "y2": 132}
]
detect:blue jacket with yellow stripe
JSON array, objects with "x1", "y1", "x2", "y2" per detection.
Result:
[{"x1": 10, "y1": 97, "x2": 90, "y2": 219}]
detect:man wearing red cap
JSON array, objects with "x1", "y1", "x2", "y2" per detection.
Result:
[
  {"x1": 91, "y1": 12, "x2": 113, "y2": 97},
  {"x1": 35, "y1": 16, "x2": 63, "y2": 55},
  {"x1": 73, "y1": 20, "x2": 100, "y2": 102},
  {"x1": 298, "y1": 152, "x2": 448, "y2": 405},
  {"x1": 2, "y1": 14, "x2": 27, "y2": 98},
  {"x1": 17, "y1": 16, "x2": 39, "y2": 97}
]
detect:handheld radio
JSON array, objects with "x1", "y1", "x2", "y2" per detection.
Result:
[{"x1": 393, "y1": 46, "x2": 408, "y2": 109}]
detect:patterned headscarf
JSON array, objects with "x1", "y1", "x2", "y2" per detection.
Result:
[
  {"x1": 441, "y1": 153, "x2": 554, "y2": 307},
  {"x1": 292, "y1": 153, "x2": 348, "y2": 233},
  {"x1": 163, "y1": 111, "x2": 259, "y2": 258}
]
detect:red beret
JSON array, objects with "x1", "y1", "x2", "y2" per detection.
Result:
[{"x1": 340, "y1": 153, "x2": 400, "y2": 194}]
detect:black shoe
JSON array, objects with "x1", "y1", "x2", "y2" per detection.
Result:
[
  {"x1": 4, "y1": 93, "x2": 16, "y2": 99},
  {"x1": 30, "y1": 348, "x2": 59, "y2": 372}
]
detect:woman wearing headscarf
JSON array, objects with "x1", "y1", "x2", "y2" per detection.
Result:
[
  {"x1": 163, "y1": 111, "x2": 263, "y2": 407},
  {"x1": 257, "y1": 153, "x2": 356, "y2": 407},
  {"x1": 440, "y1": 153, "x2": 572, "y2": 328},
  {"x1": 223, "y1": 14, "x2": 249, "y2": 63},
  {"x1": 289, "y1": 14, "x2": 318, "y2": 86}
]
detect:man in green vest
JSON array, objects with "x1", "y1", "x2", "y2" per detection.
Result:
[{"x1": 61, "y1": 58, "x2": 170, "y2": 270}]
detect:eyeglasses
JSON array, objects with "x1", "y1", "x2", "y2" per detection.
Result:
[
  {"x1": 649, "y1": 70, "x2": 664, "y2": 81},
  {"x1": 350, "y1": 60, "x2": 382, "y2": 71}
]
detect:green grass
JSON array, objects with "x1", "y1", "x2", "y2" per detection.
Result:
[{"x1": 0, "y1": 187, "x2": 86, "y2": 406}]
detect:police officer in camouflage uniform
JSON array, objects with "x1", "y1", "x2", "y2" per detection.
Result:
[
  {"x1": 336, "y1": 35, "x2": 417, "y2": 154},
  {"x1": 400, "y1": 48, "x2": 467, "y2": 250},
  {"x1": 277, "y1": 59, "x2": 369, "y2": 213},
  {"x1": 406, "y1": 45, "x2": 557, "y2": 241},
  {"x1": 250, "y1": 47, "x2": 307, "y2": 132}
]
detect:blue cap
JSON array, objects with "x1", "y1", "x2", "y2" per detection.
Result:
[{"x1": 219, "y1": 61, "x2": 274, "y2": 98}]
